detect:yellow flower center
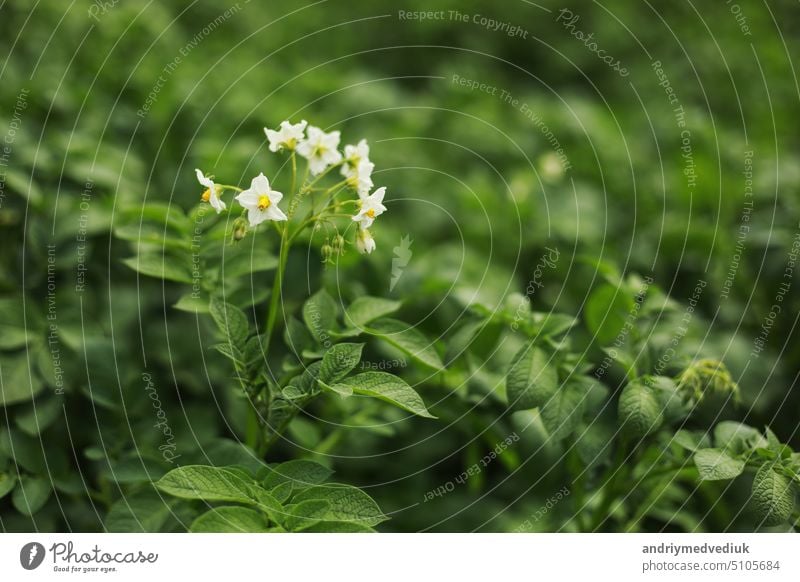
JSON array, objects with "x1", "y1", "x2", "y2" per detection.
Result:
[
  {"x1": 365, "y1": 208, "x2": 375, "y2": 218},
  {"x1": 257, "y1": 195, "x2": 271, "y2": 210},
  {"x1": 201, "y1": 189, "x2": 211, "y2": 202}
]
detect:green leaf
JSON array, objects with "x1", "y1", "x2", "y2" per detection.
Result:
[
  {"x1": 190, "y1": 506, "x2": 271, "y2": 533},
  {"x1": 303, "y1": 289, "x2": 338, "y2": 344},
  {"x1": 14, "y1": 397, "x2": 63, "y2": 435},
  {"x1": 284, "y1": 361, "x2": 323, "y2": 398},
  {"x1": 209, "y1": 297, "x2": 249, "y2": 346},
  {"x1": 0, "y1": 472, "x2": 16, "y2": 499},
  {"x1": 219, "y1": 246, "x2": 278, "y2": 279},
  {"x1": 174, "y1": 292, "x2": 210, "y2": 314},
  {"x1": 366, "y1": 318, "x2": 443, "y2": 370},
  {"x1": 344, "y1": 297, "x2": 401, "y2": 328},
  {"x1": 505, "y1": 344, "x2": 558, "y2": 410},
  {"x1": 751, "y1": 464, "x2": 795, "y2": 526},
  {"x1": 262, "y1": 460, "x2": 333, "y2": 490},
  {"x1": 618, "y1": 380, "x2": 663, "y2": 439},
  {"x1": 105, "y1": 489, "x2": 174, "y2": 532},
  {"x1": 329, "y1": 372, "x2": 435, "y2": 418},
  {"x1": 0, "y1": 297, "x2": 33, "y2": 349},
  {"x1": 672, "y1": 429, "x2": 711, "y2": 452},
  {"x1": 121, "y1": 202, "x2": 191, "y2": 235},
  {"x1": 12, "y1": 476, "x2": 51, "y2": 515},
  {"x1": 319, "y1": 343, "x2": 363, "y2": 384},
  {"x1": 301, "y1": 521, "x2": 375, "y2": 532},
  {"x1": 282, "y1": 499, "x2": 331, "y2": 531},
  {"x1": 694, "y1": 448, "x2": 746, "y2": 481},
  {"x1": 284, "y1": 316, "x2": 315, "y2": 356},
  {"x1": 123, "y1": 254, "x2": 192, "y2": 283},
  {"x1": 539, "y1": 380, "x2": 588, "y2": 441},
  {"x1": 292, "y1": 484, "x2": 387, "y2": 527},
  {"x1": 155, "y1": 466, "x2": 281, "y2": 518},
  {"x1": 0, "y1": 353, "x2": 45, "y2": 406},
  {"x1": 585, "y1": 283, "x2": 635, "y2": 345},
  {"x1": 714, "y1": 421, "x2": 766, "y2": 454}
]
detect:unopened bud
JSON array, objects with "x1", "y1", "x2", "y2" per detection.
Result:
[
  {"x1": 321, "y1": 244, "x2": 333, "y2": 263},
  {"x1": 232, "y1": 218, "x2": 248, "y2": 241}
]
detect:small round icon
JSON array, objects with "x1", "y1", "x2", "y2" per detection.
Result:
[{"x1": 20, "y1": 542, "x2": 46, "y2": 570}]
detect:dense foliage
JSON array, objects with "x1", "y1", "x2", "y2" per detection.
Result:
[{"x1": 1, "y1": 0, "x2": 798, "y2": 532}]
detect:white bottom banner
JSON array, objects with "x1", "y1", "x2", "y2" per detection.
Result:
[{"x1": 1, "y1": 534, "x2": 798, "y2": 581}]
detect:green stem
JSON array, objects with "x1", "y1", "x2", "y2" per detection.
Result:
[
  {"x1": 590, "y1": 441, "x2": 629, "y2": 531},
  {"x1": 246, "y1": 407, "x2": 261, "y2": 452},
  {"x1": 263, "y1": 223, "x2": 290, "y2": 351}
]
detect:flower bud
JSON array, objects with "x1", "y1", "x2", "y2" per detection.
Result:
[
  {"x1": 232, "y1": 218, "x2": 248, "y2": 241},
  {"x1": 321, "y1": 244, "x2": 334, "y2": 264},
  {"x1": 355, "y1": 228, "x2": 376, "y2": 255}
]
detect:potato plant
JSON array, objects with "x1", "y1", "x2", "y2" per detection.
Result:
[{"x1": 102, "y1": 123, "x2": 799, "y2": 532}]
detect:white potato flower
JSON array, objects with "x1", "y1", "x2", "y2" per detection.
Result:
[
  {"x1": 355, "y1": 227, "x2": 376, "y2": 254},
  {"x1": 347, "y1": 158, "x2": 375, "y2": 197},
  {"x1": 235, "y1": 173, "x2": 288, "y2": 226},
  {"x1": 341, "y1": 139, "x2": 370, "y2": 179},
  {"x1": 265, "y1": 120, "x2": 307, "y2": 152},
  {"x1": 297, "y1": 126, "x2": 342, "y2": 175},
  {"x1": 352, "y1": 186, "x2": 387, "y2": 229},
  {"x1": 195, "y1": 169, "x2": 226, "y2": 213}
]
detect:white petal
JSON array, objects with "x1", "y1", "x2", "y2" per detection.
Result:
[
  {"x1": 210, "y1": 194, "x2": 226, "y2": 213},
  {"x1": 371, "y1": 186, "x2": 386, "y2": 204},
  {"x1": 236, "y1": 190, "x2": 259, "y2": 208},
  {"x1": 195, "y1": 169, "x2": 213, "y2": 189},
  {"x1": 250, "y1": 173, "x2": 271, "y2": 194},
  {"x1": 308, "y1": 156, "x2": 328, "y2": 175},
  {"x1": 247, "y1": 207, "x2": 268, "y2": 227},
  {"x1": 265, "y1": 205, "x2": 288, "y2": 221}
]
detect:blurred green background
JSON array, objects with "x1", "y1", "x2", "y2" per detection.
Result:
[{"x1": 1, "y1": 0, "x2": 798, "y2": 532}]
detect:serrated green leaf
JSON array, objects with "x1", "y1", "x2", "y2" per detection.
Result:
[
  {"x1": 292, "y1": 484, "x2": 387, "y2": 527},
  {"x1": 123, "y1": 254, "x2": 192, "y2": 283},
  {"x1": 190, "y1": 506, "x2": 271, "y2": 532},
  {"x1": 366, "y1": 318, "x2": 443, "y2": 370},
  {"x1": 618, "y1": 380, "x2": 663, "y2": 439},
  {"x1": 329, "y1": 372, "x2": 435, "y2": 418},
  {"x1": 505, "y1": 344, "x2": 557, "y2": 410},
  {"x1": 319, "y1": 343, "x2": 363, "y2": 384},
  {"x1": 694, "y1": 448, "x2": 745, "y2": 481},
  {"x1": 751, "y1": 464, "x2": 795, "y2": 526},
  {"x1": 344, "y1": 297, "x2": 401, "y2": 328}
]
